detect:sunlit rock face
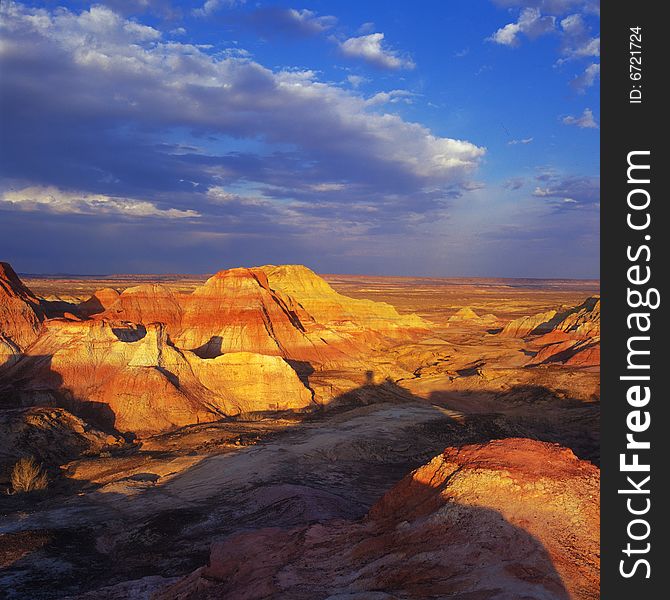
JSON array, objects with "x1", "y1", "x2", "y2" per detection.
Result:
[
  {"x1": 0, "y1": 262, "x2": 44, "y2": 367},
  {"x1": 500, "y1": 309, "x2": 559, "y2": 338},
  {"x1": 78, "y1": 287, "x2": 120, "y2": 318},
  {"x1": 174, "y1": 267, "x2": 329, "y2": 360},
  {"x1": 156, "y1": 438, "x2": 599, "y2": 600}
]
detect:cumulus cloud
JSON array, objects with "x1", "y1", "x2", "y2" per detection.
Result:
[
  {"x1": 1, "y1": 186, "x2": 200, "y2": 218},
  {"x1": 488, "y1": 8, "x2": 555, "y2": 46},
  {"x1": 365, "y1": 89, "x2": 415, "y2": 106},
  {"x1": 339, "y1": 33, "x2": 415, "y2": 70},
  {"x1": 194, "y1": 0, "x2": 246, "y2": 18},
  {"x1": 507, "y1": 137, "x2": 534, "y2": 145},
  {"x1": 488, "y1": 1, "x2": 599, "y2": 92},
  {"x1": 562, "y1": 107, "x2": 598, "y2": 128}
]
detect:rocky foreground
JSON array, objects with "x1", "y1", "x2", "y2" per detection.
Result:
[
  {"x1": 154, "y1": 439, "x2": 598, "y2": 600},
  {"x1": 0, "y1": 262, "x2": 599, "y2": 599}
]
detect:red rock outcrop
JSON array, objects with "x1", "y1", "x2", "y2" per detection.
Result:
[
  {"x1": 0, "y1": 262, "x2": 44, "y2": 366},
  {"x1": 155, "y1": 438, "x2": 599, "y2": 600},
  {"x1": 1, "y1": 319, "x2": 218, "y2": 434},
  {"x1": 553, "y1": 296, "x2": 600, "y2": 338},
  {"x1": 76, "y1": 266, "x2": 426, "y2": 366}
]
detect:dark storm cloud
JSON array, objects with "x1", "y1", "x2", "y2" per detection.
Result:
[{"x1": 0, "y1": 2, "x2": 484, "y2": 228}]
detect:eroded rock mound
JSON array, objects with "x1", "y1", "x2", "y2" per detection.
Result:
[
  {"x1": 0, "y1": 262, "x2": 44, "y2": 366},
  {"x1": 174, "y1": 268, "x2": 330, "y2": 360},
  {"x1": 78, "y1": 287, "x2": 121, "y2": 317},
  {"x1": 98, "y1": 284, "x2": 184, "y2": 332},
  {"x1": 261, "y1": 264, "x2": 427, "y2": 332},
  {"x1": 155, "y1": 438, "x2": 599, "y2": 600}
]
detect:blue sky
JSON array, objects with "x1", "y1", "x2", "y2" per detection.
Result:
[{"x1": 0, "y1": 0, "x2": 600, "y2": 277}]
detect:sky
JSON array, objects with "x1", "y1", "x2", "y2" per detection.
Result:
[{"x1": 0, "y1": 0, "x2": 600, "y2": 277}]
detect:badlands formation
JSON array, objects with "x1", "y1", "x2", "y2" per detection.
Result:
[{"x1": 0, "y1": 261, "x2": 600, "y2": 599}]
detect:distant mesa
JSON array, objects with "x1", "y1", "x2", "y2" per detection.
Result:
[
  {"x1": 156, "y1": 438, "x2": 599, "y2": 600},
  {"x1": 447, "y1": 306, "x2": 499, "y2": 326}
]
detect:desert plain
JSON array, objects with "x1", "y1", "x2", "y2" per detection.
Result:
[{"x1": 0, "y1": 262, "x2": 600, "y2": 600}]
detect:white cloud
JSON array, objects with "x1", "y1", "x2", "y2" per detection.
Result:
[
  {"x1": 340, "y1": 33, "x2": 415, "y2": 70},
  {"x1": 488, "y1": 7, "x2": 555, "y2": 46},
  {"x1": 1, "y1": 186, "x2": 201, "y2": 218},
  {"x1": 365, "y1": 89, "x2": 415, "y2": 106},
  {"x1": 532, "y1": 172, "x2": 599, "y2": 206},
  {"x1": 571, "y1": 62, "x2": 599, "y2": 92},
  {"x1": 357, "y1": 22, "x2": 376, "y2": 35},
  {"x1": 283, "y1": 9, "x2": 336, "y2": 34},
  {"x1": 488, "y1": 2, "x2": 599, "y2": 93},
  {"x1": 562, "y1": 107, "x2": 598, "y2": 128},
  {"x1": 557, "y1": 13, "x2": 599, "y2": 62},
  {"x1": 507, "y1": 137, "x2": 534, "y2": 145},
  {"x1": 346, "y1": 74, "x2": 368, "y2": 88}
]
